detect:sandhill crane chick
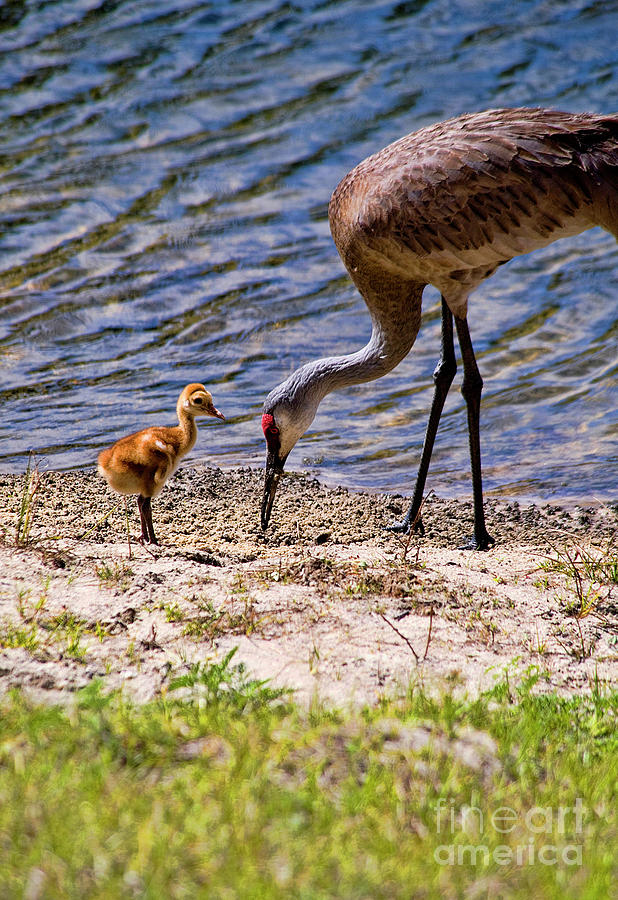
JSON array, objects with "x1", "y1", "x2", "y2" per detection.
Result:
[{"x1": 98, "y1": 383, "x2": 224, "y2": 545}]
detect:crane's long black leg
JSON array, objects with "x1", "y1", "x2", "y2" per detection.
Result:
[
  {"x1": 454, "y1": 316, "x2": 494, "y2": 551},
  {"x1": 137, "y1": 495, "x2": 159, "y2": 545},
  {"x1": 388, "y1": 298, "x2": 457, "y2": 534}
]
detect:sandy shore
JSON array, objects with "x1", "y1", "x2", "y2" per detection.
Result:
[{"x1": 0, "y1": 465, "x2": 616, "y2": 706}]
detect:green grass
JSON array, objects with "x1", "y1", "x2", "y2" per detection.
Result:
[
  {"x1": 543, "y1": 540, "x2": 618, "y2": 587},
  {"x1": 0, "y1": 655, "x2": 615, "y2": 899},
  {"x1": 0, "y1": 621, "x2": 39, "y2": 652},
  {"x1": 14, "y1": 451, "x2": 42, "y2": 546},
  {"x1": 182, "y1": 596, "x2": 262, "y2": 640},
  {"x1": 95, "y1": 561, "x2": 135, "y2": 591},
  {"x1": 0, "y1": 607, "x2": 105, "y2": 660},
  {"x1": 541, "y1": 540, "x2": 618, "y2": 616}
]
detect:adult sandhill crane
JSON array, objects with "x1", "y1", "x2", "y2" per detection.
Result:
[
  {"x1": 98, "y1": 383, "x2": 224, "y2": 545},
  {"x1": 260, "y1": 107, "x2": 618, "y2": 548}
]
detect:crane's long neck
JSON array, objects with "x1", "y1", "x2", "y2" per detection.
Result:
[
  {"x1": 295, "y1": 279, "x2": 423, "y2": 400},
  {"x1": 266, "y1": 281, "x2": 424, "y2": 457},
  {"x1": 290, "y1": 322, "x2": 408, "y2": 403}
]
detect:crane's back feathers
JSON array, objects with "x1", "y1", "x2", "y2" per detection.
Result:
[{"x1": 330, "y1": 107, "x2": 618, "y2": 315}]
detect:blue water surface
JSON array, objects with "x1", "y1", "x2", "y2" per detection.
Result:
[{"x1": 1, "y1": 0, "x2": 617, "y2": 504}]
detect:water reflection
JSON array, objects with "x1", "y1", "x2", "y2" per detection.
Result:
[{"x1": 0, "y1": 0, "x2": 616, "y2": 505}]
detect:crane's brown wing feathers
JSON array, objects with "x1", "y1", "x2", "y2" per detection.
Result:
[{"x1": 329, "y1": 108, "x2": 618, "y2": 306}]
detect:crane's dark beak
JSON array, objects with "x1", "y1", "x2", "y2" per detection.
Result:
[{"x1": 261, "y1": 449, "x2": 286, "y2": 529}]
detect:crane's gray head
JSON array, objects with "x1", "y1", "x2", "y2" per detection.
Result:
[{"x1": 260, "y1": 375, "x2": 323, "y2": 529}]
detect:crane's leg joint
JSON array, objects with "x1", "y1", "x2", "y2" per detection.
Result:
[
  {"x1": 460, "y1": 369, "x2": 483, "y2": 405},
  {"x1": 433, "y1": 355, "x2": 457, "y2": 391}
]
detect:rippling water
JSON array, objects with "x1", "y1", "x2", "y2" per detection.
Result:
[{"x1": 1, "y1": 0, "x2": 617, "y2": 504}]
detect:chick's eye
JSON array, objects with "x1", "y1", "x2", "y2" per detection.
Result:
[{"x1": 268, "y1": 424, "x2": 279, "y2": 437}]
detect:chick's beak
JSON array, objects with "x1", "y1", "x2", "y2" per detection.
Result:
[
  {"x1": 261, "y1": 449, "x2": 286, "y2": 530},
  {"x1": 208, "y1": 403, "x2": 225, "y2": 420}
]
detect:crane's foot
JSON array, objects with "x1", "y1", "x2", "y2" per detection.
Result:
[
  {"x1": 458, "y1": 529, "x2": 495, "y2": 551},
  {"x1": 386, "y1": 516, "x2": 425, "y2": 537}
]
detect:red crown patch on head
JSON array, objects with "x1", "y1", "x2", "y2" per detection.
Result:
[{"x1": 262, "y1": 413, "x2": 280, "y2": 453}]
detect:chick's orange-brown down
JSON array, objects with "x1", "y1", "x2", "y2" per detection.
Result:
[{"x1": 98, "y1": 384, "x2": 224, "y2": 544}]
